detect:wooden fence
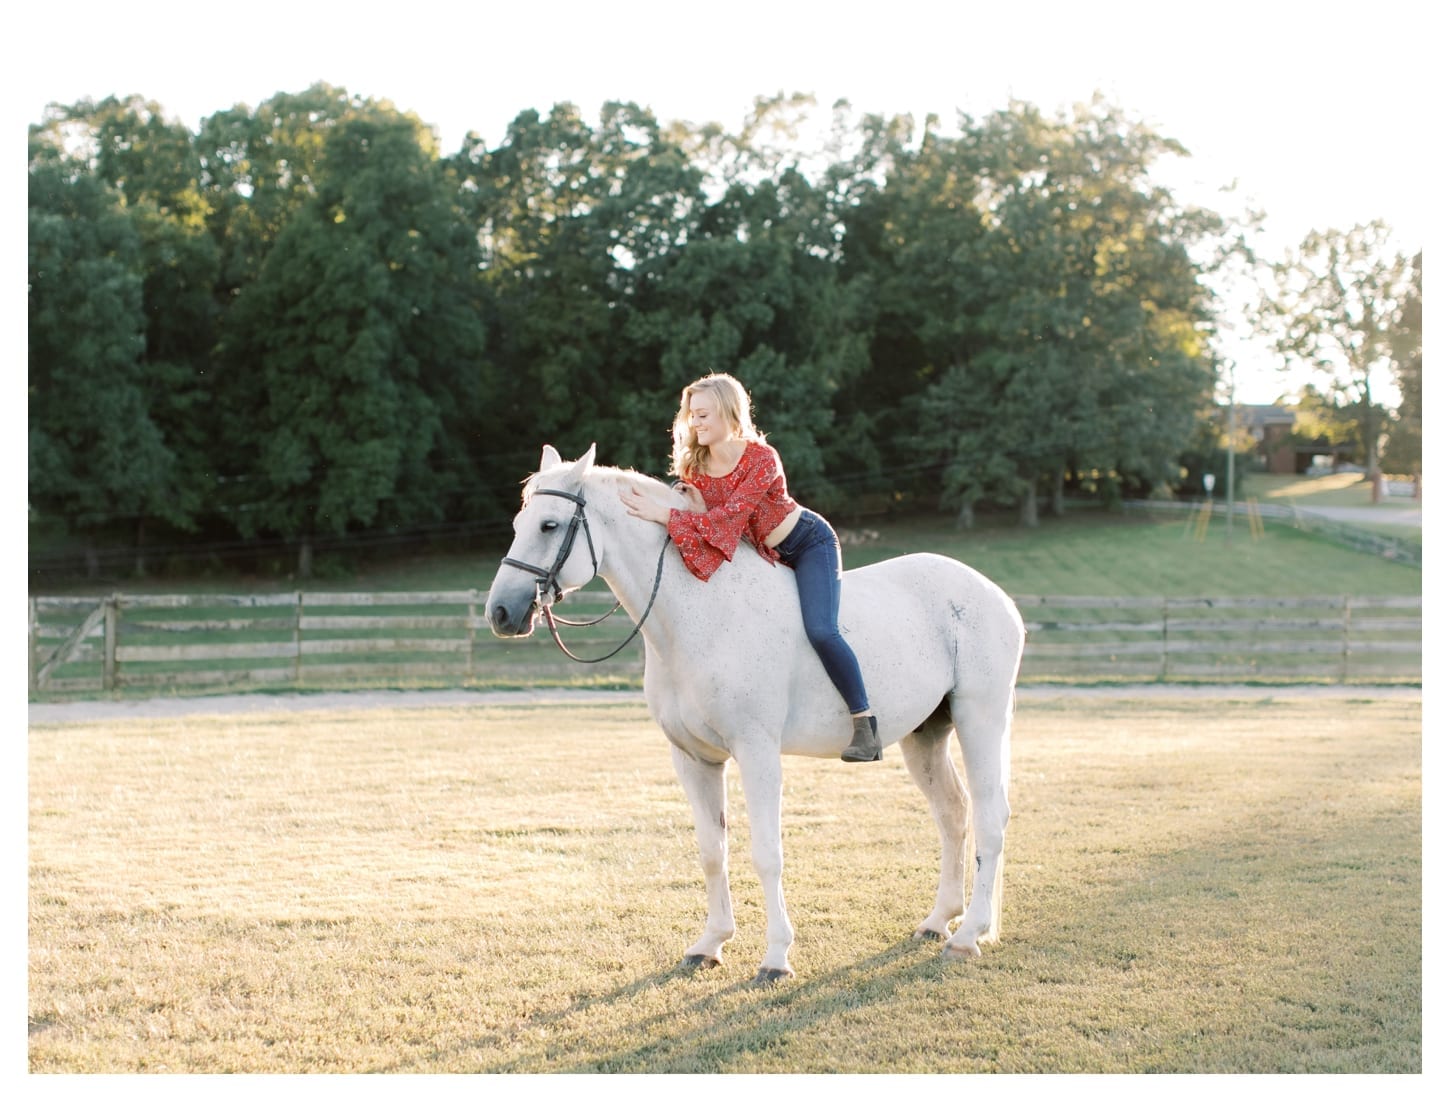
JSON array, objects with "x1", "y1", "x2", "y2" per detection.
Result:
[
  {"x1": 1014, "y1": 594, "x2": 1420, "y2": 682},
  {"x1": 28, "y1": 589, "x2": 1421, "y2": 697}
]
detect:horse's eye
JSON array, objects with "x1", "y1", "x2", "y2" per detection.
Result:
[{"x1": 541, "y1": 520, "x2": 559, "y2": 533}]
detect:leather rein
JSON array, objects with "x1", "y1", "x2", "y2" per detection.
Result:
[{"x1": 500, "y1": 487, "x2": 670, "y2": 664}]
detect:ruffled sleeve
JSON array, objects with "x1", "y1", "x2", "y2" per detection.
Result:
[{"x1": 667, "y1": 445, "x2": 781, "y2": 581}]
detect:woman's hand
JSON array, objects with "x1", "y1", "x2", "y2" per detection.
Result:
[
  {"x1": 672, "y1": 482, "x2": 707, "y2": 513},
  {"x1": 619, "y1": 486, "x2": 671, "y2": 526}
]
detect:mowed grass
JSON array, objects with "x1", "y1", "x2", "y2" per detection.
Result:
[
  {"x1": 29, "y1": 696, "x2": 1421, "y2": 1073},
  {"x1": 35, "y1": 474, "x2": 1421, "y2": 603},
  {"x1": 844, "y1": 512, "x2": 1420, "y2": 598}
]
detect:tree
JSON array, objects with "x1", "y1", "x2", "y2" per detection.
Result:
[
  {"x1": 1287, "y1": 384, "x2": 1370, "y2": 471},
  {"x1": 832, "y1": 111, "x2": 987, "y2": 511},
  {"x1": 900, "y1": 99, "x2": 1218, "y2": 525},
  {"x1": 1261, "y1": 222, "x2": 1414, "y2": 480},
  {"x1": 1379, "y1": 251, "x2": 1421, "y2": 477},
  {"x1": 216, "y1": 102, "x2": 484, "y2": 575},
  {"x1": 28, "y1": 131, "x2": 180, "y2": 573},
  {"x1": 452, "y1": 102, "x2": 705, "y2": 482},
  {"x1": 64, "y1": 96, "x2": 222, "y2": 555},
  {"x1": 622, "y1": 162, "x2": 871, "y2": 504}
]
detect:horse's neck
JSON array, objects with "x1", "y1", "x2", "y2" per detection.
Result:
[
  {"x1": 589, "y1": 474, "x2": 702, "y2": 654},
  {"x1": 590, "y1": 475, "x2": 786, "y2": 660}
]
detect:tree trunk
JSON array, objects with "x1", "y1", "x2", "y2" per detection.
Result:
[
  {"x1": 955, "y1": 499, "x2": 976, "y2": 530},
  {"x1": 298, "y1": 535, "x2": 313, "y2": 581},
  {"x1": 133, "y1": 516, "x2": 147, "y2": 579},
  {"x1": 1019, "y1": 483, "x2": 1039, "y2": 528},
  {"x1": 1364, "y1": 403, "x2": 1381, "y2": 480},
  {"x1": 1050, "y1": 471, "x2": 1066, "y2": 517}
]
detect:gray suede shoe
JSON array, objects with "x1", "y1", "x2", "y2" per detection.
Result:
[{"x1": 842, "y1": 714, "x2": 881, "y2": 762}]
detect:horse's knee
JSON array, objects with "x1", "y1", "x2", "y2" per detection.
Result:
[{"x1": 750, "y1": 848, "x2": 784, "y2": 884}]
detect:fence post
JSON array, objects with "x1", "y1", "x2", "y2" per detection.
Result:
[
  {"x1": 28, "y1": 597, "x2": 37, "y2": 694},
  {"x1": 1341, "y1": 596, "x2": 1353, "y2": 683},
  {"x1": 467, "y1": 590, "x2": 478, "y2": 681},
  {"x1": 1160, "y1": 597, "x2": 1169, "y2": 680},
  {"x1": 102, "y1": 594, "x2": 119, "y2": 692},
  {"x1": 293, "y1": 591, "x2": 305, "y2": 686}
]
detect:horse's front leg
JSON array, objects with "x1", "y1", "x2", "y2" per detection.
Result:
[
  {"x1": 734, "y1": 744, "x2": 795, "y2": 984},
  {"x1": 670, "y1": 746, "x2": 735, "y2": 969}
]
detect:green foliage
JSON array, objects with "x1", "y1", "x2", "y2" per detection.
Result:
[
  {"x1": 1379, "y1": 251, "x2": 1421, "y2": 475},
  {"x1": 217, "y1": 103, "x2": 485, "y2": 545},
  {"x1": 896, "y1": 100, "x2": 1218, "y2": 521},
  {"x1": 30, "y1": 85, "x2": 1408, "y2": 575},
  {"x1": 27, "y1": 129, "x2": 181, "y2": 535},
  {"x1": 1260, "y1": 222, "x2": 1415, "y2": 478}
]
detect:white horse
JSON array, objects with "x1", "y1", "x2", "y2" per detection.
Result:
[{"x1": 487, "y1": 445, "x2": 1025, "y2": 982}]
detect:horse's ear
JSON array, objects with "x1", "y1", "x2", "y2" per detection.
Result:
[
  {"x1": 539, "y1": 444, "x2": 562, "y2": 471},
  {"x1": 575, "y1": 443, "x2": 597, "y2": 478}
]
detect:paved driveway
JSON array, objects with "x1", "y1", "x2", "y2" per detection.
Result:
[
  {"x1": 28, "y1": 684, "x2": 1421, "y2": 726},
  {"x1": 1295, "y1": 505, "x2": 1422, "y2": 527}
]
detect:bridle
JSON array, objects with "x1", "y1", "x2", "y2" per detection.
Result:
[
  {"x1": 502, "y1": 488, "x2": 596, "y2": 604},
  {"x1": 499, "y1": 486, "x2": 670, "y2": 664}
]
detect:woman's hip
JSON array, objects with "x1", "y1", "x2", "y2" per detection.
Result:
[{"x1": 774, "y1": 508, "x2": 838, "y2": 562}]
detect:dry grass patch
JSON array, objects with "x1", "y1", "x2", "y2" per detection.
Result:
[{"x1": 29, "y1": 696, "x2": 1420, "y2": 1072}]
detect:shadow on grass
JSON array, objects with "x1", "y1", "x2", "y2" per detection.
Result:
[{"x1": 429, "y1": 934, "x2": 967, "y2": 1074}]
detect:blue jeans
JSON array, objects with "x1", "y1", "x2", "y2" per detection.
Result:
[{"x1": 774, "y1": 509, "x2": 871, "y2": 715}]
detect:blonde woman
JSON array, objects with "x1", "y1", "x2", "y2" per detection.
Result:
[{"x1": 620, "y1": 373, "x2": 880, "y2": 762}]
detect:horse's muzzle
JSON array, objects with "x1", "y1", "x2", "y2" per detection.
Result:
[{"x1": 489, "y1": 598, "x2": 538, "y2": 638}]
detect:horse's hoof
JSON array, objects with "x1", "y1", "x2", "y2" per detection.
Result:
[
  {"x1": 681, "y1": 954, "x2": 721, "y2": 971},
  {"x1": 942, "y1": 941, "x2": 982, "y2": 961},
  {"x1": 752, "y1": 967, "x2": 793, "y2": 986},
  {"x1": 913, "y1": 927, "x2": 945, "y2": 942}
]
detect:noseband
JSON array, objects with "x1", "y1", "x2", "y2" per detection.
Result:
[{"x1": 499, "y1": 486, "x2": 670, "y2": 664}]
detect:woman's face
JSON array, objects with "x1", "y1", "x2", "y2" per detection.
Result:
[{"x1": 688, "y1": 393, "x2": 732, "y2": 448}]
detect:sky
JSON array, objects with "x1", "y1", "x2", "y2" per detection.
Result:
[{"x1": 9, "y1": 0, "x2": 1433, "y2": 403}]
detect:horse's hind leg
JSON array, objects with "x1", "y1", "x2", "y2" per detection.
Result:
[
  {"x1": 670, "y1": 746, "x2": 736, "y2": 969},
  {"x1": 898, "y1": 718, "x2": 969, "y2": 941},
  {"x1": 945, "y1": 691, "x2": 1013, "y2": 960}
]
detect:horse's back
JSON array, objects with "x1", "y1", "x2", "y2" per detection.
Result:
[
  {"x1": 644, "y1": 547, "x2": 1022, "y2": 757},
  {"x1": 837, "y1": 552, "x2": 1023, "y2": 726},
  {"x1": 846, "y1": 552, "x2": 1022, "y2": 641}
]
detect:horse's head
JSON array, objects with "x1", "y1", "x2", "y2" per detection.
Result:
[{"x1": 487, "y1": 444, "x2": 600, "y2": 637}]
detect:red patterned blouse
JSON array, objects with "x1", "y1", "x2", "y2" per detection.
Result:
[{"x1": 666, "y1": 441, "x2": 800, "y2": 581}]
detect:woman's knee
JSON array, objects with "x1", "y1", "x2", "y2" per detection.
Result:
[{"x1": 803, "y1": 622, "x2": 847, "y2": 655}]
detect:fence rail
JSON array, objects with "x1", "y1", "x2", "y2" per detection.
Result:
[
  {"x1": 28, "y1": 588, "x2": 1421, "y2": 698},
  {"x1": 1014, "y1": 593, "x2": 1419, "y2": 681}
]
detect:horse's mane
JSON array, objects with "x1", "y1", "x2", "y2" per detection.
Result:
[
  {"x1": 523, "y1": 461, "x2": 679, "y2": 509},
  {"x1": 596, "y1": 466, "x2": 678, "y2": 506}
]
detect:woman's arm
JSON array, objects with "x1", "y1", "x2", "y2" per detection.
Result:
[
  {"x1": 666, "y1": 449, "x2": 782, "y2": 578},
  {"x1": 618, "y1": 447, "x2": 782, "y2": 580}
]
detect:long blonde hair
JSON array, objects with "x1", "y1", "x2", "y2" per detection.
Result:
[{"x1": 669, "y1": 373, "x2": 765, "y2": 478}]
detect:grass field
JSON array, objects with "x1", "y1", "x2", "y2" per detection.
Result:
[{"x1": 29, "y1": 694, "x2": 1421, "y2": 1073}]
